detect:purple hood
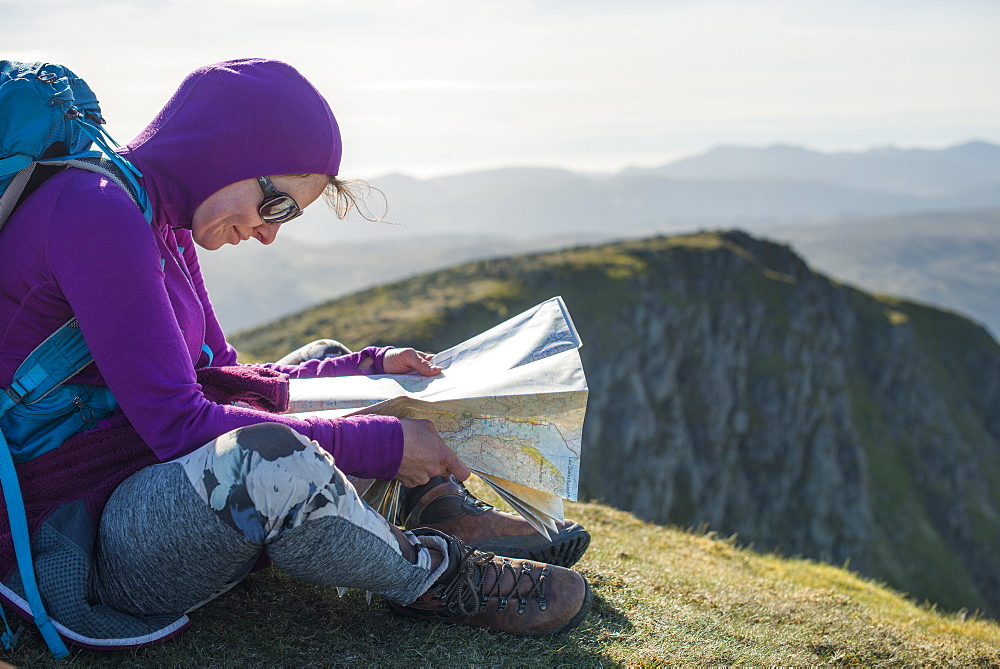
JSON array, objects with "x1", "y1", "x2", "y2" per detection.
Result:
[
  {"x1": 0, "y1": 57, "x2": 403, "y2": 478},
  {"x1": 120, "y1": 58, "x2": 342, "y2": 230}
]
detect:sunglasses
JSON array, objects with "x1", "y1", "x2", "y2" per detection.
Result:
[{"x1": 257, "y1": 176, "x2": 303, "y2": 224}]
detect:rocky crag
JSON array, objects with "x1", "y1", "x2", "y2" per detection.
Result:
[{"x1": 233, "y1": 230, "x2": 1000, "y2": 616}]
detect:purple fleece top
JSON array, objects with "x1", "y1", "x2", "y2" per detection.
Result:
[{"x1": 0, "y1": 59, "x2": 403, "y2": 479}]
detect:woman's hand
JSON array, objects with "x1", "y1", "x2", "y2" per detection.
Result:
[
  {"x1": 396, "y1": 418, "x2": 470, "y2": 487},
  {"x1": 383, "y1": 348, "x2": 442, "y2": 376}
]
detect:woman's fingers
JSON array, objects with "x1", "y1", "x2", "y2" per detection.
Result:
[
  {"x1": 445, "y1": 453, "x2": 471, "y2": 482},
  {"x1": 396, "y1": 418, "x2": 466, "y2": 486},
  {"x1": 382, "y1": 348, "x2": 442, "y2": 376}
]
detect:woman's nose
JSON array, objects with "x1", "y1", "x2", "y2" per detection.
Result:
[{"x1": 253, "y1": 222, "x2": 280, "y2": 245}]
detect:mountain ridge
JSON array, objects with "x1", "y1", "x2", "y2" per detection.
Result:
[
  {"x1": 231, "y1": 230, "x2": 1000, "y2": 618},
  {"x1": 636, "y1": 140, "x2": 1000, "y2": 196},
  {"x1": 203, "y1": 207, "x2": 1000, "y2": 338}
]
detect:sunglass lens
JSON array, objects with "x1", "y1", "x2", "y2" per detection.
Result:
[{"x1": 260, "y1": 196, "x2": 301, "y2": 223}]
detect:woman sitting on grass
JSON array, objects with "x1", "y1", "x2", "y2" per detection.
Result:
[{"x1": 0, "y1": 58, "x2": 591, "y2": 647}]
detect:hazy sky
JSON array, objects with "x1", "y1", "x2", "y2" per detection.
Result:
[{"x1": 4, "y1": 0, "x2": 999, "y2": 179}]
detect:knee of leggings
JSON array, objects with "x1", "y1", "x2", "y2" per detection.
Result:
[
  {"x1": 307, "y1": 339, "x2": 352, "y2": 358},
  {"x1": 205, "y1": 423, "x2": 342, "y2": 541},
  {"x1": 228, "y1": 422, "x2": 317, "y2": 461},
  {"x1": 277, "y1": 339, "x2": 352, "y2": 365}
]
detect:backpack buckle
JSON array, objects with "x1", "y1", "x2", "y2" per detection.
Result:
[{"x1": 4, "y1": 385, "x2": 25, "y2": 406}]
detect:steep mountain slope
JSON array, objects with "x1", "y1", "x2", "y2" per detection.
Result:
[{"x1": 232, "y1": 231, "x2": 1000, "y2": 616}]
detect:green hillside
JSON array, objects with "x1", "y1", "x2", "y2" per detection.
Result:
[
  {"x1": 3, "y1": 488, "x2": 998, "y2": 666},
  {"x1": 231, "y1": 230, "x2": 1000, "y2": 620},
  {"x1": 232, "y1": 233, "x2": 732, "y2": 358}
]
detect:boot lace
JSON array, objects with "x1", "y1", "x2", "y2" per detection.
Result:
[{"x1": 441, "y1": 542, "x2": 550, "y2": 617}]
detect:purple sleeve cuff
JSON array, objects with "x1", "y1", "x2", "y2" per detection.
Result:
[
  {"x1": 262, "y1": 346, "x2": 395, "y2": 378},
  {"x1": 306, "y1": 413, "x2": 403, "y2": 480},
  {"x1": 366, "y1": 346, "x2": 394, "y2": 375}
]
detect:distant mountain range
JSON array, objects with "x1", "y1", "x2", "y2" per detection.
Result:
[
  {"x1": 282, "y1": 140, "x2": 1000, "y2": 245},
  {"x1": 628, "y1": 140, "x2": 1000, "y2": 197},
  {"x1": 201, "y1": 141, "x2": 1000, "y2": 335}
]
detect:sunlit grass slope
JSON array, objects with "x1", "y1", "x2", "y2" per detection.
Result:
[{"x1": 3, "y1": 482, "x2": 998, "y2": 666}]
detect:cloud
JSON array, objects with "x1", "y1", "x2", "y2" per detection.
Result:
[
  {"x1": 360, "y1": 80, "x2": 575, "y2": 92},
  {"x1": 3, "y1": 0, "x2": 997, "y2": 177}
]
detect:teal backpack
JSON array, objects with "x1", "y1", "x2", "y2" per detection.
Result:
[
  {"x1": 0, "y1": 61, "x2": 151, "y2": 228},
  {"x1": 0, "y1": 61, "x2": 157, "y2": 658}
]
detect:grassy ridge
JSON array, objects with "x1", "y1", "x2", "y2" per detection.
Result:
[
  {"x1": 231, "y1": 233, "x2": 743, "y2": 361},
  {"x1": 2, "y1": 481, "x2": 998, "y2": 666},
  {"x1": 229, "y1": 231, "x2": 1000, "y2": 617}
]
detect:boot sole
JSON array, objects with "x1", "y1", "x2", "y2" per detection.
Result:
[{"x1": 470, "y1": 525, "x2": 591, "y2": 568}]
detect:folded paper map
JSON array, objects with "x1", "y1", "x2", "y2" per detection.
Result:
[{"x1": 284, "y1": 296, "x2": 588, "y2": 537}]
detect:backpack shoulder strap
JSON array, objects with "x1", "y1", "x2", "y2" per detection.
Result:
[
  {"x1": 64, "y1": 155, "x2": 152, "y2": 224},
  {"x1": 0, "y1": 318, "x2": 91, "y2": 659},
  {"x1": 4, "y1": 318, "x2": 93, "y2": 407},
  {"x1": 0, "y1": 444, "x2": 69, "y2": 657},
  {"x1": 0, "y1": 152, "x2": 152, "y2": 231}
]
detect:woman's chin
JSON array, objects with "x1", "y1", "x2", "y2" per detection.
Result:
[{"x1": 192, "y1": 233, "x2": 225, "y2": 251}]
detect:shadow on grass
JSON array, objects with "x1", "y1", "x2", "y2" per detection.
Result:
[
  {"x1": 587, "y1": 589, "x2": 635, "y2": 636},
  {"x1": 6, "y1": 567, "x2": 628, "y2": 667}
]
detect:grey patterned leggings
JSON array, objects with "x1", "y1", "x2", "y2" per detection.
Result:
[{"x1": 94, "y1": 420, "x2": 445, "y2": 616}]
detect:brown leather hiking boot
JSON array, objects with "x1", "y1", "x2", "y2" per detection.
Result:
[
  {"x1": 401, "y1": 476, "x2": 591, "y2": 568},
  {"x1": 392, "y1": 529, "x2": 592, "y2": 636}
]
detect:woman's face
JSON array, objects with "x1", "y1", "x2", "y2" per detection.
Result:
[{"x1": 191, "y1": 174, "x2": 328, "y2": 250}]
